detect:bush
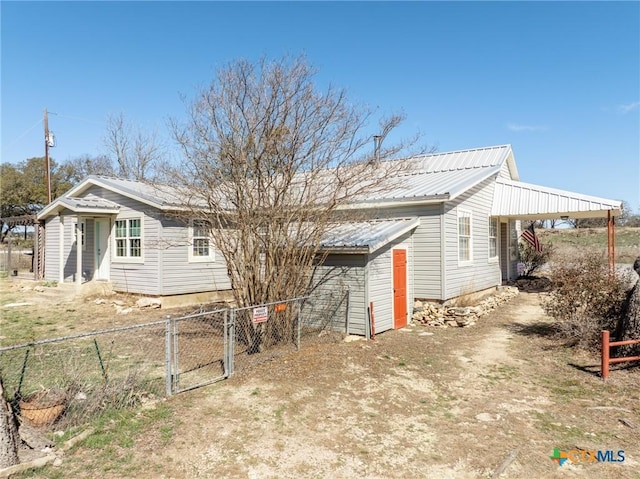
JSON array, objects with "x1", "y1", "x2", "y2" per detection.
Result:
[
  {"x1": 543, "y1": 251, "x2": 631, "y2": 349},
  {"x1": 518, "y1": 241, "x2": 553, "y2": 277}
]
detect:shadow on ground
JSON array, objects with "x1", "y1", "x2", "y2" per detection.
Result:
[{"x1": 508, "y1": 320, "x2": 556, "y2": 338}]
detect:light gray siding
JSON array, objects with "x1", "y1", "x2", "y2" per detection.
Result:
[
  {"x1": 80, "y1": 185, "x2": 161, "y2": 295},
  {"x1": 59, "y1": 214, "x2": 94, "y2": 282},
  {"x1": 61, "y1": 214, "x2": 77, "y2": 282},
  {"x1": 44, "y1": 216, "x2": 60, "y2": 282},
  {"x1": 310, "y1": 255, "x2": 367, "y2": 336},
  {"x1": 442, "y1": 178, "x2": 502, "y2": 300},
  {"x1": 358, "y1": 204, "x2": 441, "y2": 300},
  {"x1": 367, "y1": 230, "x2": 414, "y2": 333},
  {"x1": 83, "y1": 219, "x2": 95, "y2": 280},
  {"x1": 159, "y1": 217, "x2": 231, "y2": 295},
  {"x1": 500, "y1": 222, "x2": 508, "y2": 281}
]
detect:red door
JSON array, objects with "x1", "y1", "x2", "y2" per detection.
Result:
[{"x1": 393, "y1": 249, "x2": 407, "y2": 329}]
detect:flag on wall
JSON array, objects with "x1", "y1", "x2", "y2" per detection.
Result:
[{"x1": 521, "y1": 223, "x2": 542, "y2": 253}]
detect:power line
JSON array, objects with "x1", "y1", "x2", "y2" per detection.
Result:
[{"x1": 6, "y1": 118, "x2": 43, "y2": 147}]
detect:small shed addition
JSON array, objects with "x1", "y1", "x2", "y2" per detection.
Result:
[{"x1": 312, "y1": 218, "x2": 420, "y2": 337}]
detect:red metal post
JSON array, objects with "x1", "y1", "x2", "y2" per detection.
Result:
[
  {"x1": 601, "y1": 330, "x2": 610, "y2": 380},
  {"x1": 369, "y1": 301, "x2": 376, "y2": 340}
]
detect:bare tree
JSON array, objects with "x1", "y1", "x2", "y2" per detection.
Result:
[
  {"x1": 168, "y1": 56, "x2": 417, "y2": 315},
  {"x1": 64, "y1": 154, "x2": 115, "y2": 182},
  {"x1": 104, "y1": 113, "x2": 165, "y2": 181}
]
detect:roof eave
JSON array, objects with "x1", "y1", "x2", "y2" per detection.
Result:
[
  {"x1": 340, "y1": 194, "x2": 450, "y2": 210},
  {"x1": 318, "y1": 246, "x2": 370, "y2": 254},
  {"x1": 70, "y1": 176, "x2": 166, "y2": 210}
]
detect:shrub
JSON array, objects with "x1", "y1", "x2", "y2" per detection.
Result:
[
  {"x1": 518, "y1": 241, "x2": 553, "y2": 277},
  {"x1": 543, "y1": 251, "x2": 631, "y2": 349}
]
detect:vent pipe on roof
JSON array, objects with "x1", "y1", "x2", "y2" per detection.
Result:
[{"x1": 373, "y1": 135, "x2": 381, "y2": 162}]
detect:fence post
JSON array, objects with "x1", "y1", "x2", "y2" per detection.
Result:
[
  {"x1": 223, "y1": 309, "x2": 229, "y2": 378},
  {"x1": 228, "y1": 309, "x2": 235, "y2": 377},
  {"x1": 7, "y1": 236, "x2": 12, "y2": 274},
  {"x1": 297, "y1": 299, "x2": 302, "y2": 351},
  {"x1": 165, "y1": 315, "x2": 172, "y2": 396},
  {"x1": 345, "y1": 289, "x2": 350, "y2": 334},
  {"x1": 601, "y1": 330, "x2": 610, "y2": 380},
  {"x1": 173, "y1": 317, "x2": 180, "y2": 392}
]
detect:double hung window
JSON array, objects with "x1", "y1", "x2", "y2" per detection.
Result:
[{"x1": 115, "y1": 218, "x2": 142, "y2": 259}]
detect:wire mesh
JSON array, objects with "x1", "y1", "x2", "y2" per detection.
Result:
[
  {"x1": 300, "y1": 289, "x2": 349, "y2": 344},
  {"x1": 0, "y1": 321, "x2": 166, "y2": 430},
  {"x1": 0, "y1": 290, "x2": 352, "y2": 430},
  {"x1": 230, "y1": 291, "x2": 349, "y2": 375},
  {"x1": 231, "y1": 298, "x2": 302, "y2": 374},
  {"x1": 170, "y1": 309, "x2": 228, "y2": 394}
]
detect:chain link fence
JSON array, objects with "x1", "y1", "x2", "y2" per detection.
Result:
[
  {"x1": 230, "y1": 290, "x2": 349, "y2": 375},
  {"x1": 169, "y1": 308, "x2": 228, "y2": 394},
  {"x1": 0, "y1": 290, "x2": 350, "y2": 431},
  {"x1": 0, "y1": 321, "x2": 167, "y2": 429}
]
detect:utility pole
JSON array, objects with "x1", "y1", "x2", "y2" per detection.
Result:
[
  {"x1": 44, "y1": 108, "x2": 51, "y2": 204},
  {"x1": 43, "y1": 108, "x2": 52, "y2": 203}
]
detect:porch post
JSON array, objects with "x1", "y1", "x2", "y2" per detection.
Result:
[
  {"x1": 76, "y1": 218, "x2": 82, "y2": 285},
  {"x1": 59, "y1": 216, "x2": 65, "y2": 283}
]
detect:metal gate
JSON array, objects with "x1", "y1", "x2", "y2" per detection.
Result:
[
  {"x1": 165, "y1": 293, "x2": 347, "y2": 395},
  {"x1": 168, "y1": 308, "x2": 229, "y2": 394}
]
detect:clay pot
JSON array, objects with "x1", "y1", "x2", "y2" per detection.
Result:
[{"x1": 19, "y1": 390, "x2": 66, "y2": 427}]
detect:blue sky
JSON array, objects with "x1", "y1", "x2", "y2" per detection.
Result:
[{"x1": 2, "y1": 1, "x2": 639, "y2": 211}]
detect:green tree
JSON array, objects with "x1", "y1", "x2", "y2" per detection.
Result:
[{"x1": 0, "y1": 157, "x2": 75, "y2": 241}]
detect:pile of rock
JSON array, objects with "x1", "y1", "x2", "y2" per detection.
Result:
[
  {"x1": 93, "y1": 296, "x2": 161, "y2": 314},
  {"x1": 412, "y1": 286, "x2": 519, "y2": 328}
]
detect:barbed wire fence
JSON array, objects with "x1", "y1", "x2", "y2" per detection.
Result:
[{"x1": 0, "y1": 289, "x2": 350, "y2": 431}]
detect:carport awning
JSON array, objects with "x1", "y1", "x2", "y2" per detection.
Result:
[
  {"x1": 321, "y1": 217, "x2": 420, "y2": 254},
  {"x1": 491, "y1": 178, "x2": 622, "y2": 220}
]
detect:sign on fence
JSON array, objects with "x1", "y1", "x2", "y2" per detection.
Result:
[
  {"x1": 252, "y1": 306, "x2": 268, "y2": 323},
  {"x1": 275, "y1": 303, "x2": 287, "y2": 313}
]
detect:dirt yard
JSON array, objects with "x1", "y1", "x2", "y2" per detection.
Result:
[{"x1": 2, "y1": 279, "x2": 639, "y2": 479}]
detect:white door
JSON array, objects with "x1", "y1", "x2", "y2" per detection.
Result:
[{"x1": 94, "y1": 219, "x2": 110, "y2": 280}]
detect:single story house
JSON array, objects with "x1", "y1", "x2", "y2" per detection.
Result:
[{"x1": 36, "y1": 144, "x2": 622, "y2": 333}]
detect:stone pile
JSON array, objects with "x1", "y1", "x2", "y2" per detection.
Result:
[{"x1": 412, "y1": 286, "x2": 519, "y2": 328}]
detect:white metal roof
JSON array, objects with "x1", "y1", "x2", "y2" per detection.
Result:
[
  {"x1": 37, "y1": 196, "x2": 120, "y2": 219},
  {"x1": 352, "y1": 144, "x2": 516, "y2": 206},
  {"x1": 491, "y1": 178, "x2": 622, "y2": 219},
  {"x1": 321, "y1": 218, "x2": 420, "y2": 253},
  {"x1": 401, "y1": 144, "x2": 514, "y2": 174},
  {"x1": 39, "y1": 144, "x2": 621, "y2": 221},
  {"x1": 75, "y1": 176, "x2": 187, "y2": 209}
]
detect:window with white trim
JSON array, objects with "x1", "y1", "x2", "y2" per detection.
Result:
[
  {"x1": 458, "y1": 210, "x2": 472, "y2": 262},
  {"x1": 189, "y1": 219, "x2": 214, "y2": 262},
  {"x1": 488, "y1": 217, "x2": 498, "y2": 259},
  {"x1": 115, "y1": 218, "x2": 142, "y2": 258}
]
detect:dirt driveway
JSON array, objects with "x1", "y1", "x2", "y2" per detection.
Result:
[{"x1": 7, "y1": 287, "x2": 640, "y2": 479}]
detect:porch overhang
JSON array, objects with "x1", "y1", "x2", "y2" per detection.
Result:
[
  {"x1": 491, "y1": 178, "x2": 622, "y2": 220},
  {"x1": 37, "y1": 197, "x2": 120, "y2": 220}
]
